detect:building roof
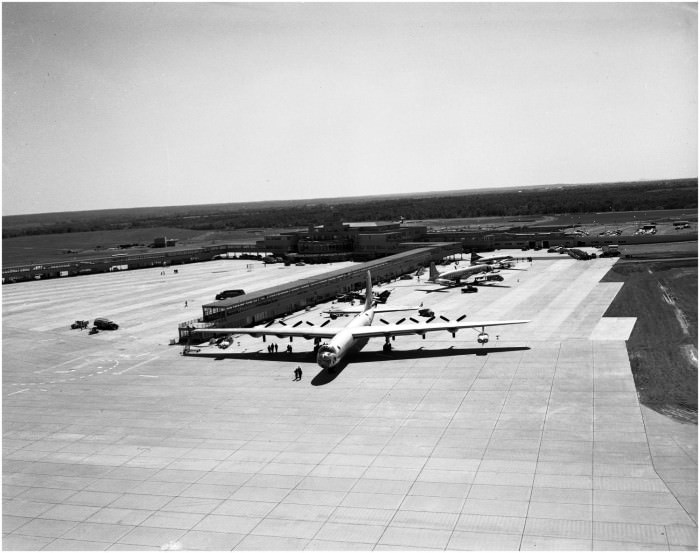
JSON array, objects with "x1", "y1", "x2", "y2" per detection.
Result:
[{"x1": 202, "y1": 248, "x2": 437, "y2": 310}]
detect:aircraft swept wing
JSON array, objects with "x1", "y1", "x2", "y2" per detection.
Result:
[{"x1": 345, "y1": 319, "x2": 528, "y2": 339}]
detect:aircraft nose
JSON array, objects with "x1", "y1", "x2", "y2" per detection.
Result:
[{"x1": 318, "y1": 352, "x2": 335, "y2": 368}]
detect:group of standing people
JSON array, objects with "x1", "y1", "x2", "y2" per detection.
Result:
[{"x1": 267, "y1": 343, "x2": 294, "y2": 354}]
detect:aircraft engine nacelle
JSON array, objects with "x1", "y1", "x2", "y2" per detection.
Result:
[{"x1": 477, "y1": 332, "x2": 489, "y2": 345}]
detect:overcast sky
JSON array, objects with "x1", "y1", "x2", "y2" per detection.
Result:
[{"x1": 3, "y1": 2, "x2": 697, "y2": 216}]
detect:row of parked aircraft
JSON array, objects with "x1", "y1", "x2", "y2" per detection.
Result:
[
  {"x1": 193, "y1": 266, "x2": 527, "y2": 371},
  {"x1": 423, "y1": 253, "x2": 514, "y2": 289}
]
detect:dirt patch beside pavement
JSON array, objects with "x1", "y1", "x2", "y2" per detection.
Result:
[{"x1": 603, "y1": 259, "x2": 698, "y2": 422}]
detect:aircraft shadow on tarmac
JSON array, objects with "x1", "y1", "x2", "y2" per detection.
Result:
[
  {"x1": 187, "y1": 346, "x2": 530, "y2": 386},
  {"x1": 418, "y1": 285, "x2": 512, "y2": 292}
]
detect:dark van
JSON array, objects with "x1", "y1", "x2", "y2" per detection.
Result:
[
  {"x1": 215, "y1": 289, "x2": 245, "y2": 301},
  {"x1": 93, "y1": 317, "x2": 119, "y2": 330}
]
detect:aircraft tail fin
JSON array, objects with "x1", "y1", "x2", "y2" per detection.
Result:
[
  {"x1": 363, "y1": 271, "x2": 373, "y2": 312},
  {"x1": 428, "y1": 262, "x2": 440, "y2": 282}
]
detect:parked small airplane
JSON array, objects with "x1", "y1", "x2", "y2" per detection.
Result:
[
  {"x1": 336, "y1": 289, "x2": 392, "y2": 305},
  {"x1": 471, "y1": 252, "x2": 514, "y2": 266},
  {"x1": 191, "y1": 271, "x2": 528, "y2": 370},
  {"x1": 472, "y1": 273, "x2": 505, "y2": 285},
  {"x1": 427, "y1": 262, "x2": 493, "y2": 287}
]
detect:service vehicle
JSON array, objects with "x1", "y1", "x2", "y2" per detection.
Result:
[
  {"x1": 215, "y1": 289, "x2": 246, "y2": 300},
  {"x1": 93, "y1": 317, "x2": 119, "y2": 330}
]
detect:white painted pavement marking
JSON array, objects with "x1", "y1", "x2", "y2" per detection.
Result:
[
  {"x1": 113, "y1": 356, "x2": 160, "y2": 375},
  {"x1": 32, "y1": 356, "x2": 86, "y2": 374}
]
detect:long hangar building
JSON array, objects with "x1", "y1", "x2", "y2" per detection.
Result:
[{"x1": 179, "y1": 245, "x2": 458, "y2": 343}]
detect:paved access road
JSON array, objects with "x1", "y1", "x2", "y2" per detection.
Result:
[{"x1": 3, "y1": 256, "x2": 697, "y2": 550}]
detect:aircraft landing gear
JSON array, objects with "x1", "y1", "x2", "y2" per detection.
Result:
[{"x1": 383, "y1": 339, "x2": 392, "y2": 353}]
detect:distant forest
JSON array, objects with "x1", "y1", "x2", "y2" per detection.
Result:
[{"x1": 3, "y1": 178, "x2": 696, "y2": 239}]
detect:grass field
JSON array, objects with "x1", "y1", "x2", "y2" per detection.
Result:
[
  {"x1": 544, "y1": 208, "x2": 698, "y2": 227},
  {"x1": 603, "y1": 259, "x2": 698, "y2": 422},
  {"x1": 1, "y1": 227, "x2": 278, "y2": 265},
  {"x1": 621, "y1": 241, "x2": 698, "y2": 258}
]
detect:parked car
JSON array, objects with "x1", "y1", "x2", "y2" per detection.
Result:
[
  {"x1": 418, "y1": 308, "x2": 435, "y2": 318},
  {"x1": 93, "y1": 317, "x2": 119, "y2": 330},
  {"x1": 215, "y1": 289, "x2": 245, "y2": 300},
  {"x1": 461, "y1": 285, "x2": 478, "y2": 293}
]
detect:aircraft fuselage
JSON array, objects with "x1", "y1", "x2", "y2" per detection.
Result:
[
  {"x1": 316, "y1": 308, "x2": 375, "y2": 369},
  {"x1": 474, "y1": 255, "x2": 513, "y2": 265},
  {"x1": 433, "y1": 263, "x2": 492, "y2": 286}
]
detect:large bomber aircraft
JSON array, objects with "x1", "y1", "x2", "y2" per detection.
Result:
[
  {"x1": 192, "y1": 271, "x2": 529, "y2": 370},
  {"x1": 427, "y1": 262, "x2": 493, "y2": 287}
]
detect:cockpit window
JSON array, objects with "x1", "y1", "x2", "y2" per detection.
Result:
[{"x1": 318, "y1": 344, "x2": 337, "y2": 355}]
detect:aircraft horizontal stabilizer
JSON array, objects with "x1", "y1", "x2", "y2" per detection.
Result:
[{"x1": 324, "y1": 305, "x2": 420, "y2": 316}]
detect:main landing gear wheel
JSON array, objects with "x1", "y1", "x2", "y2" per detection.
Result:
[{"x1": 383, "y1": 341, "x2": 392, "y2": 353}]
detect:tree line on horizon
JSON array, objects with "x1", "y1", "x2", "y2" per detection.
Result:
[{"x1": 3, "y1": 178, "x2": 697, "y2": 239}]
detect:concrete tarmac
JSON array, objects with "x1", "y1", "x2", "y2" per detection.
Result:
[{"x1": 3, "y1": 255, "x2": 697, "y2": 550}]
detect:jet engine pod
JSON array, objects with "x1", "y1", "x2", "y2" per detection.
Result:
[{"x1": 477, "y1": 332, "x2": 489, "y2": 345}]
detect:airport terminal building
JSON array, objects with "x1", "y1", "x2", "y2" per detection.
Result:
[{"x1": 258, "y1": 218, "x2": 429, "y2": 261}]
